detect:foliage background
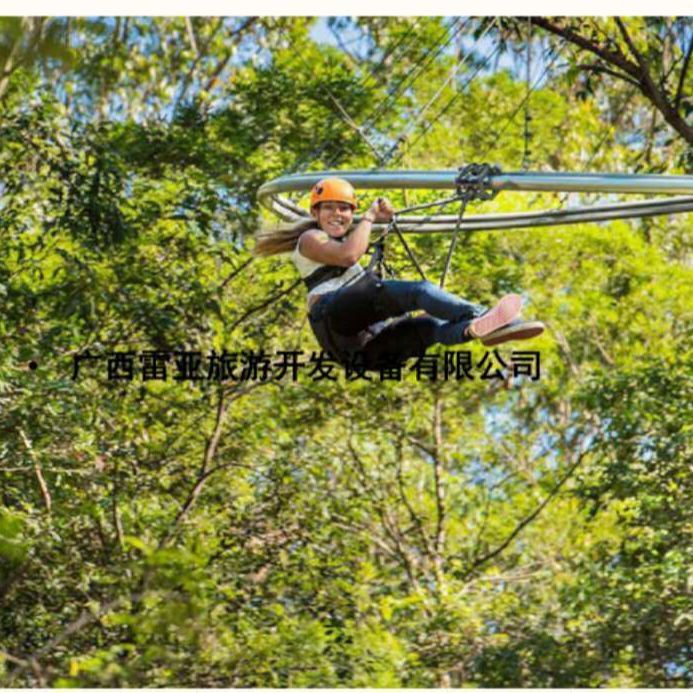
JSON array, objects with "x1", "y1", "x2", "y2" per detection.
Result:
[{"x1": 0, "y1": 16, "x2": 691, "y2": 687}]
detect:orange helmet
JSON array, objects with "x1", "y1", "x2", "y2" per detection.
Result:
[{"x1": 310, "y1": 177, "x2": 357, "y2": 210}]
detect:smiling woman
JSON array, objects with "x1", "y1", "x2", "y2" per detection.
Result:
[{"x1": 254, "y1": 177, "x2": 544, "y2": 371}]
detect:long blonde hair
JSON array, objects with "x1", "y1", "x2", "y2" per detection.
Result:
[{"x1": 253, "y1": 218, "x2": 319, "y2": 257}]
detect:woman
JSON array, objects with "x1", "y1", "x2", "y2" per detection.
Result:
[{"x1": 255, "y1": 177, "x2": 544, "y2": 371}]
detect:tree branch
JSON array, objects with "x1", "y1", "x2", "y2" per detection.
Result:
[
  {"x1": 220, "y1": 257, "x2": 253, "y2": 290},
  {"x1": 346, "y1": 436, "x2": 427, "y2": 598},
  {"x1": 163, "y1": 386, "x2": 227, "y2": 542},
  {"x1": 227, "y1": 279, "x2": 302, "y2": 334},
  {"x1": 184, "y1": 17, "x2": 199, "y2": 58},
  {"x1": 532, "y1": 17, "x2": 693, "y2": 144},
  {"x1": 111, "y1": 461, "x2": 125, "y2": 550},
  {"x1": 18, "y1": 429, "x2": 51, "y2": 513},
  {"x1": 394, "y1": 436, "x2": 435, "y2": 559},
  {"x1": 468, "y1": 488, "x2": 492, "y2": 567},
  {"x1": 196, "y1": 17, "x2": 259, "y2": 115},
  {"x1": 577, "y1": 62, "x2": 641, "y2": 89},
  {"x1": 5, "y1": 592, "x2": 153, "y2": 685},
  {"x1": 0, "y1": 18, "x2": 45, "y2": 103},
  {"x1": 674, "y1": 34, "x2": 693, "y2": 110},
  {"x1": 431, "y1": 394, "x2": 447, "y2": 593},
  {"x1": 160, "y1": 380, "x2": 273, "y2": 547},
  {"x1": 460, "y1": 447, "x2": 589, "y2": 579},
  {"x1": 531, "y1": 18, "x2": 640, "y2": 80}
]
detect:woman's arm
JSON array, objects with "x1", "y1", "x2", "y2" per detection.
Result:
[{"x1": 299, "y1": 199, "x2": 393, "y2": 267}]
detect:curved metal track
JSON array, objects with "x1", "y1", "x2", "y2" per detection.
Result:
[{"x1": 258, "y1": 169, "x2": 693, "y2": 232}]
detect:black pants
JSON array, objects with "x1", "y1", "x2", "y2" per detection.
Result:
[{"x1": 308, "y1": 271, "x2": 486, "y2": 371}]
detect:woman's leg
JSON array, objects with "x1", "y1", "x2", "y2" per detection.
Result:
[
  {"x1": 378, "y1": 278, "x2": 486, "y2": 322},
  {"x1": 359, "y1": 315, "x2": 474, "y2": 370},
  {"x1": 328, "y1": 272, "x2": 486, "y2": 336}
]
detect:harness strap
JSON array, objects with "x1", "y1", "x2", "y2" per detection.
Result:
[
  {"x1": 366, "y1": 238, "x2": 386, "y2": 277},
  {"x1": 304, "y1": 265, "x2": 349, "y2": 291}
]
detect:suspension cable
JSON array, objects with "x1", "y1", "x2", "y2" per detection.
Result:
[
  {"x1": 375, "y1": 163, "x2": 501, "y2": 285},
  {"x1": 323, "y1": 18, "x2": 471, "y2": 169},
  {"x1": 293, "y1": 18, "x2": 488, "y2": 176},
  {"x1": 382, "y1": 18, "x2": 497, "y2": 166},
  {"x1": 439, "y1": 199, "x2": 467, "y2": 288},
  {"x1": 521, "y1": 16, "x2": 533, "y2": 171},
  {"x1": 480, "y1": 42, "x2": 564, "y2": 161},
  {"x1": 389, "y1": 40, "x2": 503, "y2": 168},
  {"x1": 289, "y1": 18, "x2": 424, "y2": 173},
  {"x1": 291, "y1": 19, "x2": 466, "y2": 175},
  {"x1": 279, "y1": 29, "x2": 384, "y2": 167},
  {"x1": 365, "y1": 18, "x2": 469, "y2": 133},
  {"x1": 388, "y1": 217, "x2": 429, "y2": 281},
  {"x1": 297, "y1": 18, "x2": 465, "y2": 174}
]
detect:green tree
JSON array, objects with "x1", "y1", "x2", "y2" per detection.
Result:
[{"x1": 1, "y1": 16, "x2": 690, "y2": 687}]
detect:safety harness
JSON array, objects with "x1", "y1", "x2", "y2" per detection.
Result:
[{"x1": 365, "y1": 162, "x2": 501, "y2": 287}]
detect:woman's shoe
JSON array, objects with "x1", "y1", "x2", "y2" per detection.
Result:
[
  {"x1": 481, "y1": 319, "x2": 545, "y2": 346},
  {"x1": 467, "y1": 294, "x2": 522, "y2": 339}
]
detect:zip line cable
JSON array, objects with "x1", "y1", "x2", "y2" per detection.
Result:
[
  {"x1": 384, "y1": 19, "x2": 499, "y2": 167},
  {"x1": 479, "y1": 42, "x2": 564, "y2": 162},
  {"x1": 289, "y1": 18, "x2": 424, "y2": 173},
  {"x1": 341, "y1": 26, "x2": 552, "y2": 283},
  {"x1": 283, "y1": 32, "x2": 384, "y2": 166},
  {"x1": 521, "y1": 16, "x2": 533, "y2": 170},
  {"x1": 285, "y1": 16, "x2": 471, "y2": 200},
  {"x1": 316, "y1": 17, "x2": 470, "y2": 170},
  {"x1": 388, "y1": 41, "x2": 503, "y2": 168},
  {"x1": 364, "y1": 18, "x2": 469, "y2": 133}
]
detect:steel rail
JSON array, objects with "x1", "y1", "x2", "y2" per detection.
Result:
[
  {"x1": 264, "y1": 194, "x2": 693, "y2": 232},
  {"x1": 258, "y1": 169, "x2": 693, "y2": 232}
]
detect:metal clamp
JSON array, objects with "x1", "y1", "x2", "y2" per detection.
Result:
[{"x1": 455, "y1": 163, "x2": 502, "y2": 202}]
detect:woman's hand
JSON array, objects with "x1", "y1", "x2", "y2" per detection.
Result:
[{"x1": 367, "y1": 198, "x2": 395, "y2": 223}]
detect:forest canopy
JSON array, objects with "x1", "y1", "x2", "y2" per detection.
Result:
[{"x1": 0, "y1": 16, "x2": 691, "y2": 687}]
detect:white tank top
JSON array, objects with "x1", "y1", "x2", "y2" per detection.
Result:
[{"x1": 292, "y1": 230, "x2": 365, "y2": 302}]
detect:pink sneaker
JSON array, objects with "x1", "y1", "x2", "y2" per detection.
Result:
[
  {"x1": 482, "y1": 319, "x2": 545, "y2": 346},
  {"x1": 468, "y1": 294, "x2": 522, "y2": 339}
]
